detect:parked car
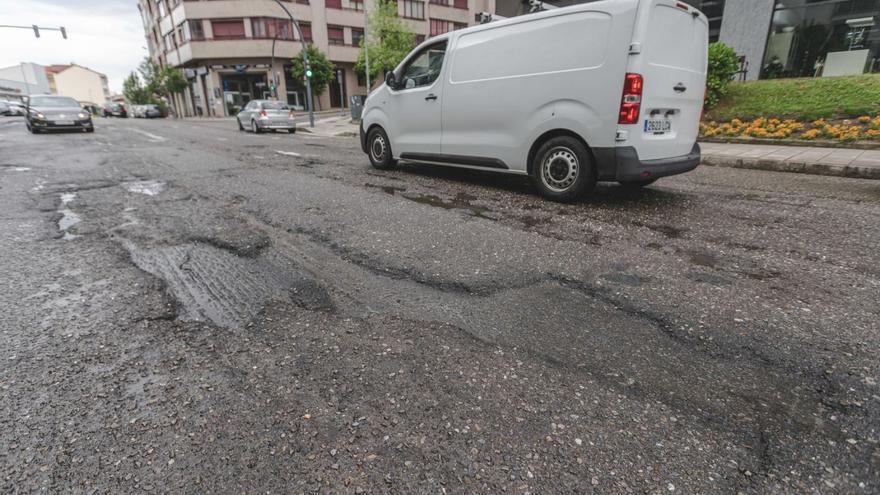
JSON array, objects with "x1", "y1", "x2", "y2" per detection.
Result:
[
  {"x1": 143, "y1": 104, "x2": 162, "y2": 118},
  {"x1": 360, "y1": 0, "x2": 707, "y2": 202},
  {"x1": 236, "y1": 100, "x2": 296, "y2": 133},
  {"x1": 103, "y1": 102, "x2": 127, "y2": 118},
  {"x1": 7, "y1": 101, "x2": 26, "y2": 116},
  {"x1": 25, "y1": 95, "x2": 94, "y2": 133},
  {"x1": 0, "y1": 101, "x2": 9, "y2": 116}
]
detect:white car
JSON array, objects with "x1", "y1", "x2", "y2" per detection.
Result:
[{"x1": 360, "y1": 0, "x2": 707, "y2": 201}]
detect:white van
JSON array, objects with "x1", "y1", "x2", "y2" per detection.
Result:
[{"x1": 359, "y1": 0, "x2": 708, "y2": 202}]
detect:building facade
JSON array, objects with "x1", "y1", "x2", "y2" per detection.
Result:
[
  {"x1": 496, "y1": 0, "x2": 878, "y2": 81},
  {"x1": 44, "y1": 64, "x2": 112, "y2": 106},
  {"x1": 138, "y1": 0, "x2": 496, "y2": 117},
  {"x1": 0, "y1": 63, "x2": 52, "y2": 101}
]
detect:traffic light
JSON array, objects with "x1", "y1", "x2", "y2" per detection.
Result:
[
  {"x1": 60, "y1": 26, "x2": 67, "y2": 39},
  {"x1": 32, "y1": 25, "x2": 40, "y2": 38},
  {"x1": 304, "y1": 61, "x2": 313, "y2": 79}
]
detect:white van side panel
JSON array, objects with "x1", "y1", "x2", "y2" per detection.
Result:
[
  {"x1": 622, "y1": 0, "x2": 708, "y2": 160},
  {"x1": 440, "y1": 2, "x2": 639, "y2": 173}
]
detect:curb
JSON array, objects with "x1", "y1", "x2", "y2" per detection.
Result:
[
  {"x1": 701, "y1": 155, "x2": 880, "y2": 180},
  {"x1": 700, "y1": 136, "x2": 880, "y2": 150}
]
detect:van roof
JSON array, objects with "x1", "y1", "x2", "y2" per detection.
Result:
[{"x1": 439, "y1": 0, "x2": 705, "y2": 43}]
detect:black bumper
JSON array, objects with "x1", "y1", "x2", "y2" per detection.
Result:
[
  {"x1": 31, "y1": 119, "x2": 93, "y2": 131},
  {"x1": 594, "y1": 143, "x2": 700, "y2": 182}
]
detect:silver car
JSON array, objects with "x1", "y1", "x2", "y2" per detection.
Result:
[{"x1": 236, "y1": 100, "x2": 296, "y2": 134}]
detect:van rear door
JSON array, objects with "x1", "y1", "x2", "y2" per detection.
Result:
[{"x1": 623, "y1": 0, "x2": 708, "y2": 160}]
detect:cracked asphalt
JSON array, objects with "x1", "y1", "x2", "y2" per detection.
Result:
[{"x1": 1, "y1": 115, "x2": 878, "y2": 493}]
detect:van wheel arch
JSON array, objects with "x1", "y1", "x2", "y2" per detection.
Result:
[{"x1": 527, "y1": 130, "x2": 594, "y2": 178}]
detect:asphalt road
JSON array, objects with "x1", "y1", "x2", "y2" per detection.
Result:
[{"x1": 1, "y1": 115, "x2": 878, "y2": 493}]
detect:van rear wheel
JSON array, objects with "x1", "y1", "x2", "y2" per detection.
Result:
[
  {"x1": 531, "y1": 136, "x2": 595, "y2": 202},
  {"x1": 367, "y1": 127, "x2": 397, "y2": 170}
]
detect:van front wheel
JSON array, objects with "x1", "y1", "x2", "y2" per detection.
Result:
[
  {"x1": 367, "y1": 127, "x2": 397, "y2": 170},
  {"x1": 532, "y1": 136, "x2": 595, "y2": 202}
]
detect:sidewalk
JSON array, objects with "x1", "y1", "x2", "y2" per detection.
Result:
[
  {"x1": 700, "y1": 142, "x2": 880, "y2": 180},
  {"x1": 297, "y1": 115, "x2": 359, "y2": 137}
]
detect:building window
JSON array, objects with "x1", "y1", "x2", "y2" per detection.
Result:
[
  {"x1": 298, "y1": 23, "x2": 312, "y2": 42},
  {"x1": 189, "y1": 20, "x2": 205, "y2": 41},
  {"x1": 429, "y1": 0, "x2": 449, "y2": 5},
  {"x1": 762, "y1": 0, "x2": 880, "y2": 78},
  {"x1": 252, "y1": 18, "x2": 294, "y2": 40},
  {"x1": 453, "y1": 0, "x2": 466, "y2": 8},
  {"x1": 415, "y1": 34, "x2": 426, "y2": 45},
  {"x1": 328, "y1": 26, "x2": 345, "y2": 45},
  {"x1": 429, "y1": 19, "x2": 465, "y2": 37},
  {"x1": 176, "y1": 22, "x2": 187, "y2": 44},
  {"x1": 212, "y1": 20, "x2": 246, "y2": 40},
  {"x1": 163, "y1": 31, "x2": 176, "y2": 51},
  {"x1": 325, "y1": 0, "x2": 342, "y2": 8},
  {"x1": 350, "y1": 0, "x2": 364, "y2": 11},
  {"x1": 402, "y1": 0, "x2": 425, "y2": 19},
  {"x1": 155, "y1": 0, "x2": 166, "y2": 18},
  {"x1": 351, "y1": 28, "x2": 364, "y2": 47}
]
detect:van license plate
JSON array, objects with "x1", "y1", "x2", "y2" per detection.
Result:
[{"x1": 644, "y1": 119, "x2": 671, "y2": 134}]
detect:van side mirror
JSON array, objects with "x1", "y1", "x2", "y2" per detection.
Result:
[{"x1": 385, "y1": 72, "x2": 398, "y2": 90}]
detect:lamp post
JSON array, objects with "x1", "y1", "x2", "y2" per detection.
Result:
[
  {"x1": 363, "y1": 0, "x2": 370, "y2": 91},
  {"x1": 271, "y1": 0, "x2": 314, "y2": 127}
]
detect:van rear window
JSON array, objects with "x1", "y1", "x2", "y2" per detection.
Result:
[{"x1": 449, "y1": 12, "x2": 611, "y2": 84}]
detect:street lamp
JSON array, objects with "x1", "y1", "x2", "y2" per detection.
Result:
[{"x1": 270, "y1": 0, "x2": 314, "y2": 127}]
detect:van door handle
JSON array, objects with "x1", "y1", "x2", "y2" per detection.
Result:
[
  {"x1": 673, "y1": 83, "x2": 687, "y2": 93},
  {"x1": 425, "y1": 94, "x2": 438, "y2": 101}
]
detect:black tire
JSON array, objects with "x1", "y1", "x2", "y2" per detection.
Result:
[
  {"x1": 366, "y1": 127, "x2": 396, "y2": 170},
  {"x1": 86, "y1": 127, "x2": 95, "y2": 133},
  {"x1": 251, "y1": 120, "x2": 261, "y2": 134},
  {"x1": 618, "y1": 178, "x2": 657, "y2": 189},
  {"x1": 237, "y1": 118, "x2": 244, "y2": 131},
  {"x1": 531, "y1": 136, "x2": 595, "y2": 202},
  {"x1": 289, "y1": 128, "x2": 296, "y2": 134}
]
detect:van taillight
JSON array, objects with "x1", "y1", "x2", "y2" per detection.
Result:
[{"x1": 618, "y1": 73, "x2": 643, "y2": 125}]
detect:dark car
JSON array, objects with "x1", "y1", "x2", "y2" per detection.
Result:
[
  {"x1": 143, "y1": 104, "x2": 162, "y2": 118},
  {"x1": 26, "y1": 95, "x2": 94, "y2": 133},
  {"x1": 102, "y1": 102, "x2": 127, "y2": 118}
]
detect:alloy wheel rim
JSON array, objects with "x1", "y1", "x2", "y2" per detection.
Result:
[{"x1": 541, "y1": 147, "x2": 579, "y2": 192}]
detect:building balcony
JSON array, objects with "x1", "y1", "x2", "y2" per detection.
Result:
[
  {"x1": 328, "y1": 44, "x2": 360, "y2": 63},
  {"x1": 173, "y1": 39, "x2": 305, "y2": 66},
  {"x1": 180, "y1": 0, "x2": 312, "y2": 22}
]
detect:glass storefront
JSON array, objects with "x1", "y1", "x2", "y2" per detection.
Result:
[{"x1": 762, "y1": 0, "x2": 880, "y2": 78}]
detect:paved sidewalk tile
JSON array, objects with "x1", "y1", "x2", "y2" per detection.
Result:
[{"x1": 699, "y1": 141, "x2": 880, "y2": 179}]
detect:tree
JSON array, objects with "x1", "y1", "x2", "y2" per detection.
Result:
[
  {"x1": 705, "y1": 42, "x2": 740, "y2": 110},
  {"x1": 290, "y1": 43, "x2": 336, "y2": 106},
  {"x1": 122, "y1": 72, "x2": 150, "y2": 104},
  {"x1": 160, "y1": 66, "x2": 187, "y2": 96},
  {"x1": 138, "y1": 58, "x2": 163, "y2": 97},
  {"x1": 355, "y1": 0, "x2": 416, "y2": 85}
]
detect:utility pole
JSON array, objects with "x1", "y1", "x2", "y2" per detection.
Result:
[
  {"x1": 363, "y1": 0, "x2": 370, "y2": 91},
  {"x1": 271, "y1": 0, "x2": 314, "y2": 127}
]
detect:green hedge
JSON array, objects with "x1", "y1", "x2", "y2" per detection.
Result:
[{"x1": 706, "y1": 74, "x2": 880, "y2": 122}]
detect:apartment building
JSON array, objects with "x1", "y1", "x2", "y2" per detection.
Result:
[
  {"x1": 138, "y1": 0, "x2": 496, "y2": 117},
  {"x1": 44, "y1": 64, "x2": 112, "y2": 106}
]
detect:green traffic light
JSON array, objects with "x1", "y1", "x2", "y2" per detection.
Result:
[{"x1": 306, "y1": 69, "x2": 313, "y2": 78}]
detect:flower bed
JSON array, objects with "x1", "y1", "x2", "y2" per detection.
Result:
[{"x1": 700, "y1": 116, "x2": 880, "y2": 143}]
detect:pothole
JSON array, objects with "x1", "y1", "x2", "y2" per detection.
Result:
[
  {"x1": 58, "y1": 192, "x2": 81, "y2": 240},
  {"x1": 122, "y1": 241, "x2": 332, "y2": 329},
  {"x1": 123, "y1": 180, "x2": 165, "y2": 196}
]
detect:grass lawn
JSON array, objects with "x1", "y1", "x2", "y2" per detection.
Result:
[{"x1": 706, "y1": 74, "x2": 880, "y2": 122}]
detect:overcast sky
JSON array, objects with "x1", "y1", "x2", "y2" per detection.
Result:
[{"x1": 0, "y1": 0, "x2": 145, "y2": 94}]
